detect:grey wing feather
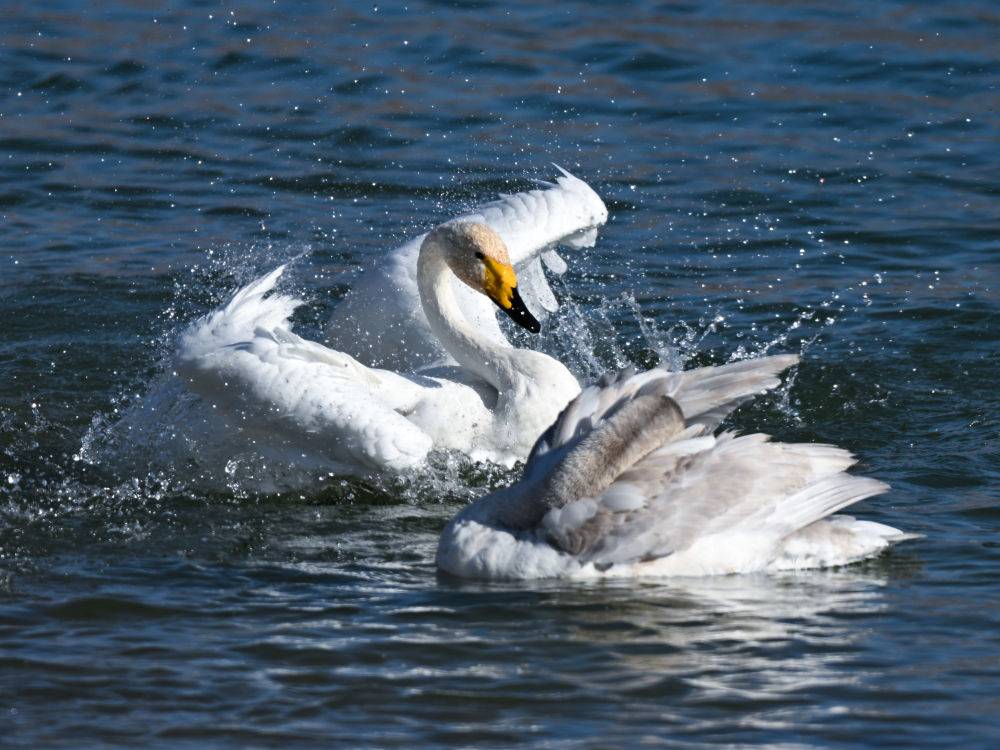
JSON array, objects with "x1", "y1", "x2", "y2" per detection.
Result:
[
  {"x1": 523, "y1": 354, "x2": 799, "y2": 484},
  {"x1": 543, "y1": 430, "x2": 887, "y2": 571}
]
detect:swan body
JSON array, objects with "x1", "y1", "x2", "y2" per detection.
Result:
[
  {"x1": 437, "y1": 355, "x2": 916, "y2": 580},
  {"x1": 174, "y1": 222, "x2": 582, "y2": 477},
  {"x1": 324, "y1": 167, "x2": 608, "y2": 371}
]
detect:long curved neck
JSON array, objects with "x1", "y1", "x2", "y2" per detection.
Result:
[{"x1": 416, "y1": 237, "x2": 515, "y2": 390}]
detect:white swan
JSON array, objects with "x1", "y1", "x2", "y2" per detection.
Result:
[
  {"x1": 174, "y1": 221, "x2": 582, "y2": 477},
  {"x1": 324, "y1": 166, "x2": 608, "y2": 370},
  {"x1": 437, "y1": 354, "x2": 917, "y2": 580}
]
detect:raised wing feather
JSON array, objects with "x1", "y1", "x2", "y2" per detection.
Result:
[
  {"x1": 523, "y1": 354, "x2": 799, "y2": 484},
  {"x1": 470, "y1": 166, "x2": 609, "y2": 264},
  {"x1": 174, "y1": 266, "x2": 434, "y2": 475}
]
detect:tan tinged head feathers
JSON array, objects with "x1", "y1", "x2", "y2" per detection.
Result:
[{"x1": 429, "y1": 221, "x2": 541, "y2": 333}]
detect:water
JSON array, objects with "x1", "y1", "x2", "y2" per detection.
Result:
[{"x1": 3, "y1": 0, "x2": 999, "y2": 746}]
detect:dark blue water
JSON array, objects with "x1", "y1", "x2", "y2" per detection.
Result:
[{"x1": 3, "y1": 1, "x2": 999, "y2": 746}]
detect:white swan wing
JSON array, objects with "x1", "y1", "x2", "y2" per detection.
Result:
[
  {"x1": 174, "y1": 266, "x2": 434, "y2": 475},
  {"x1": 478, "y1": 166, "x2": 608, "y2": 267},
  {"x1": 522, "y1": 354, "x2": 800, "y2": 484},
  {"x1": 323, "y1": 168, "x2": 608, "y2": 370}
]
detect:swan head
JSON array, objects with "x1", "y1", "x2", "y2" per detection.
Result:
[{"x1": 427, "y1": 221, "x2": 541, "y2": 333}]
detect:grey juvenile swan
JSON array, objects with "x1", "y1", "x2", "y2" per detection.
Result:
[{"x1": 437, "y1": 354, "x2": 916, "y2": 579}]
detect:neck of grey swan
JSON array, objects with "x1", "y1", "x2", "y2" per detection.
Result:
[{"x1": 495, "y1": 394, "x2": 686, "y2": 530}]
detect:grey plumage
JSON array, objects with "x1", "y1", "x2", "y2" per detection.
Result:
[{"x1": 436, "y1": 353, "x2": 913, "y2": 580}]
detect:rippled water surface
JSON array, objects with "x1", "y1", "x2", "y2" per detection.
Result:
[{"x1": 3, "y1": 1, "x2": 999, "y2": 747}]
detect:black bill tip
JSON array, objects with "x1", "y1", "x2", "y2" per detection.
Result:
[{"x1": 497, "y1": 285, "x2": 541, "y2": 333}]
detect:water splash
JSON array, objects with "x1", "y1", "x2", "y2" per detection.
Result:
[
  {"x1": 78, "y1": 240, "x2": 317, "y2": 494},
  {"x1": 73, "y1": 243, "x2": 890, "y2": 501}
]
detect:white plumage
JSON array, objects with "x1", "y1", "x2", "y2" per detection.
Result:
[
  {"x1": 174, "y1": 212, "x2": 590, "y2": 478},
  {"x1": 324, "y1": 166, "x2": 608, "y2": 370},
  {"x1": 436, "y1": 355, "x2": 917, "y2": 579}
]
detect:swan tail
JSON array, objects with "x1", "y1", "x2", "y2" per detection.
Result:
[{"x1": 771, "y1": 513, "x2": 918, "y2": 570}]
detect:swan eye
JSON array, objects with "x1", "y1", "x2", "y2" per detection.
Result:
[{"x1": 474, "y1": 251, "x2": 485, "y2": 260}]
